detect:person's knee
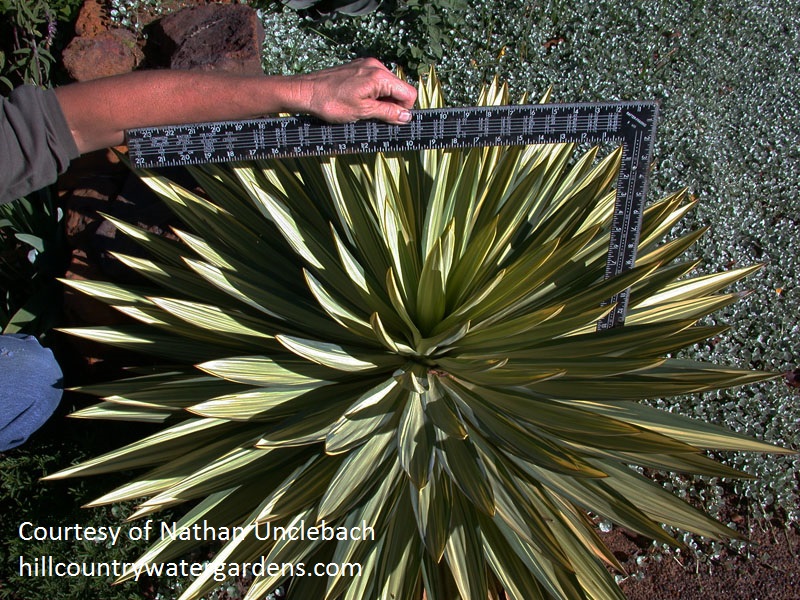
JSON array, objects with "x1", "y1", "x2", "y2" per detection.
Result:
[{"x1": 0, "y1": 334, "x2": 63, "y2": 451}]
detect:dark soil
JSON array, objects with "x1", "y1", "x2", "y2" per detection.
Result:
[{"x1": 606, "y1": 525, "x2": 800, "y2": 600}]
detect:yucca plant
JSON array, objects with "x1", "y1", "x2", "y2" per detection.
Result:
[{"x1": 48, "y1": 70, "x2": 789, "y2": 600}]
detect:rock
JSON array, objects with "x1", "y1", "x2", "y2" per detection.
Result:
[
  {"x1": 147, "y1": 3, "x2": 265, "y2": 74},
  {"x1": 62, "y1": 0, "x2": 144, "y2": 81},
  {"x1": 74, "y1": 0, "x2": 111, "y2": 37},
  {"x1": 62, "y1": 29, "x2": 143, "y2": 81}
]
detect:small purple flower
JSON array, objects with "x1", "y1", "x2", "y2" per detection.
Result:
[{"x1": 45, "y1": 10, "x2": 57, "y2": 49}]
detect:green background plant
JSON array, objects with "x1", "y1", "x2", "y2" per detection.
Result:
[
  {"x1": 0, "y1": 0, "x2": 82, "y2": 92},
  {"x1": 0, "y1": 424, "x2": 164, "y2": 600},
  {"x1": 0, "y1": 188, "x2": 68, "y2": 335}
]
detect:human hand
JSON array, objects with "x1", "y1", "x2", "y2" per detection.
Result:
[{"x1": 288, "y1": 58, "x2": 417, "y2": 125}]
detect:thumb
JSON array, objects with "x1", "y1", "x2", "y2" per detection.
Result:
[{"x1": 368, "y1": 100, "x2": 413, "y2": 125}]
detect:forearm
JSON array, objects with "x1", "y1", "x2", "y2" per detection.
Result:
[
  {"x1": 54, "y1": 70, "x2": 306, "y2": 154},
  {"x1": 54, "y1": 60, "x2": 416, "y2": 155}
]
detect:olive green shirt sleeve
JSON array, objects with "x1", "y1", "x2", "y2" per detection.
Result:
[{"x1": 1, "y1": 86, "x2": 80, "y2": 205}]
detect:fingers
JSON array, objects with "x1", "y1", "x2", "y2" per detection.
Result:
[
  {"x1": 363, "y1": 59, "x2": 417, "y2": 108},
  {"x1": 360, "y1": 74, "x2": 416, "y2": 124},
  {"x1": 365, "y1": 99, "x2": 413, "y2": 125},
  {"x1": 355, "y1": 62, "x2": 417, "y2": 124},
  {"x1": 379, "y1": 76, "x2": 418, "y2": 110},
  {"x1": 298, "y1": 58, "x2": 418, "y2": 124}
]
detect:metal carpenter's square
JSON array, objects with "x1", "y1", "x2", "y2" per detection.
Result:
[{"x1": 125, "y1": 101, "x2": 659, "y2": 328}]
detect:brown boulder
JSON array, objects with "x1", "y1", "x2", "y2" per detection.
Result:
[
  {"x1": 147, "y1": 3, "x2": 265, "y2": 75},
  {"x1": 74, "y1": 0, "x2": 111, "y2": 37},
  {"x1": 62, "y1": 29, "x2": 143, "y2": 81}
]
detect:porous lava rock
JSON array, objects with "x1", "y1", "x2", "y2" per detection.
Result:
[
  {"x1": 62, "y1": 29, "x2": 143, "y2": 81},
  {"x1": 73, "y1": 0, "x2": 112, "y2": 37},
  {"x1": 62, "y1": 0, "x2": 143, "y2": 82},
  {"x1": 146, "y1": 3, "x2": 265, "y2": 75}
]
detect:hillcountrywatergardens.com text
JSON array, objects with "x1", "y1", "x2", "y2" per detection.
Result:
[{"x1": 18, "y1": 555, "x2": 363, "y2": 582}]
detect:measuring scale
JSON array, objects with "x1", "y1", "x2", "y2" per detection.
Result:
[{"x1": 126, "y1": 102, "x2": 659, "y2": 329}]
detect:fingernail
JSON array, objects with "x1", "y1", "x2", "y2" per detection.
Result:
[{"x1": 399, "y1": 110, "x2": 412, "y2": 123}]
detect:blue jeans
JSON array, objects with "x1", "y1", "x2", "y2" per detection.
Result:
[{"x1": 0, "y1": 334, "x2": 63, "y2": 451}]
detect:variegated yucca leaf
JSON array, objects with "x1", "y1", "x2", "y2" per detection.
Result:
[{"x1": 48, "y1": 69, "x2": 788, "y2": 600}]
